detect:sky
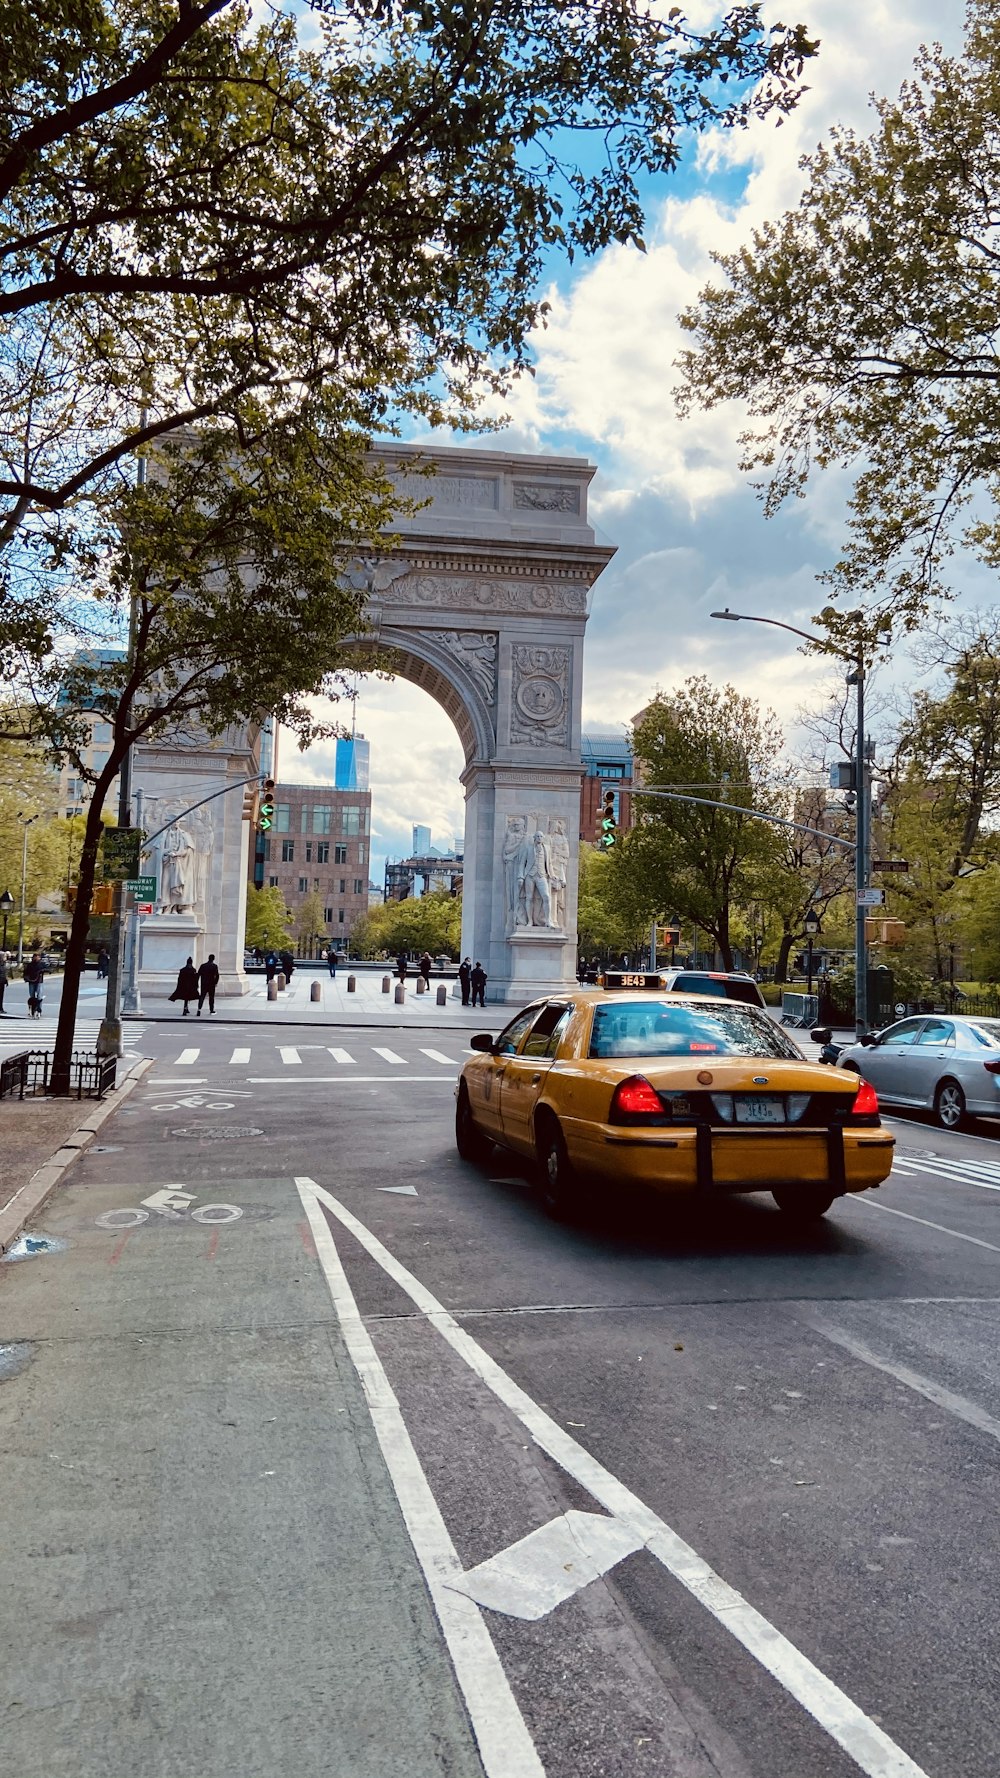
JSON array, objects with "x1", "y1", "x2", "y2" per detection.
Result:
[{"x1": 282, "y1": 0, "x2": 968, "y2": 891}]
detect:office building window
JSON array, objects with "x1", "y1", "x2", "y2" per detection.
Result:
[
  {"x1": 298, "y1": 876, "x2": 308, "y2": 892},
  {"x1": 305, "y1": 842, "x2": 312, "y2": 862},
  {"x1": 334, "y1": 843, "x2": 347, "y2": 864},
  {"x1": 313, "y1": 806, "x2": 332, "y2": 834},
  {"x1": 354, "y1": 879, "x2": 364, "y2": 895},
  {"x1": 340, "y1": 805, "x2": 360, "y2": 836},
  {"x1": 338, "y1": 909, "x2": 345, "y2": 923},
  {"x1": 276, "y1": 803, "x2": 290, "y2": 832},
  {"x1": 269, "y1": 875, "x2": 279, "y2": 887},
  {"x1": 324, "y1": 907, "x2": 333, "y2": 923},
  {"x1": 313, "y1": 878, "x2": 320, "y2": 889},
  {"x1": 339, "y1": 878, "x2": 346, "y2": 894},
  {"x1": 281, "y1": 839, "x2": 294, "y2": 862},
  {"x1": 317, "y1": 842, "x2": 329, "y2": 864}
]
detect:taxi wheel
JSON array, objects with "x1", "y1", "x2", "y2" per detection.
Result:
[
  {"x1": 455, "y1": 1087, "x2": 491, "y2": 1164},
  {"x1": 536, "y1": 1115, "x2": 575, "y2": 1220},
  {"x1": 934, "y1": 1079, "x2": 966, "y2": 1131},
  {"x1": 772, "y1": 1186, "x2": 835, "y2": 1222}
]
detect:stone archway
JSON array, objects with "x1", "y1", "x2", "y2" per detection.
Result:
[{"x1": 133, "y1": 444, "x2": 614, "y2": 1003}]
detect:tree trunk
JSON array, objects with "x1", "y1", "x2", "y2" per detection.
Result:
[
  {"x1": 716, "y1": 907, "x2": 734, "y2": 971},
  {"x1": 774, "y1": 928, "x2": 794, "y2": 984},
  {"x1": 50, "y1": 795, "x2": 107, "y2": 1094}
]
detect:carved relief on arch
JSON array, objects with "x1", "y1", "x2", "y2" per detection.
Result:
[
  {"x1": 510, "y1": 645, "x2": 570, "y2": 749},
  {"x1": 436, "y1": 631, "x2": 498, "y2": 706},
  {"x1": 380, "y1": 572, "x2": 589, "y2": 615}
]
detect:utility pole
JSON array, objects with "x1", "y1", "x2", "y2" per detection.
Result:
[
  {"x1": 122, "y1": 787, "x2": 144, "y2": 1016},
  {"x1": 16, "y1": 813, "x2": 39, "y2": 964},
  {"x1": 848, "y1": 650, "x2": 869, "y2": 1038}
]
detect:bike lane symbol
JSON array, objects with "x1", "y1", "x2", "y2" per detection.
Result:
[{"x1": 95, "y1": 1187, "x2": 243, "y2": 1231}]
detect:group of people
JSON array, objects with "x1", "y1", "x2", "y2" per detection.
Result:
[
  {"x1": 169, "y1": 953, "x2": 220, "y2": 1016},
  {"x1": 458, "y1": 956, "x2": 487, "y2": 1007},
  {"x1": 0, "y1": 951, "x2": 47, "y2": 1018},
  {"x1": 395, "y1": 951, "x2": 435, "y2": 988}
]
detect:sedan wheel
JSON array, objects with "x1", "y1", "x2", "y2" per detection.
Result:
[
  {"x1": 455, "y1": 1088, "x2": 491, "y2": 1164},
  {"x1": 772, "y1": 1185, "x2": 835, "y2": 1222},
  {"x1": 537, "y1": 1118, "x2": 575, "y2": 1220},
  {"x1": 934, "y1": 1079, "x2": 966, "y2": 1131}
]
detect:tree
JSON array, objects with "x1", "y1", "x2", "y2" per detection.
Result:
[
  {"x1": 611, "y1": 678, "x2": 785, "y2": 969},
  {"x1": 244, "y1": 885, "x2": 292, "y2": 953},
  {"x1": 350, "y1": 891, "x2": 461, "y2": 960},
  {"x1": 576, "y1": 844, "x2": 648, "y2": 964},
  {"x1": 295, "y1": 890, "x2": 328, "y2": 958},
  {"x1": 676, "y1": 2, "x2": 1000, "y2": 642},
  {"x1": 755, "y1": 787, "x2": 854, "y2": 982}
]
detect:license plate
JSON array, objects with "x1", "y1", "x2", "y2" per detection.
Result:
[{"x1": 734, "y1": 1097, "x2": 785, "y2": 1124}]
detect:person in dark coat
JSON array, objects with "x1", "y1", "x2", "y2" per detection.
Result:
[
  {"x1": 23, "y1": 951, "x2": 45, "y2": 1017},
  {"x1": 264, "y1": 950, "x2": 278, "y2": 982},
  {"x1": 96, "y1": 946, "x2": 110, "y2": 979},
  {"x1": 197, "y1": 953, "x2": 220, "y2": 1015},
  {"x1": 279, "y1": 947, "x2": 295, "y2": 981},
  {"x1": 458, "y1": 956, "x2": 471, "y2": 1006},
  {"x1": 0, "y1": 952, "x2": 8, "y2": 1015},
  {"x1": 396, "y1": 952, "x2": 408, "y2": 982},
  {"x1": 470, "y1": 960, "x2": 487, "y2": 1007},
  {"x1": 419, "y1": 951, "x2": 433, "y2": 988},
  {"x1": 169, "y1": 956, "x2": 199, "y2": 1015},
  {"x1": 326, "y1": 945, "x2": 338, "y2": 978}
]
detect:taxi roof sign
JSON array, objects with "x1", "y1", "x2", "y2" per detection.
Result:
[{"x1": 602, "y1": 970, "x2": 666, "y2": 991}]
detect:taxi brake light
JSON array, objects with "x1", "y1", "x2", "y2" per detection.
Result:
[
  {"x1": 610, "y1": 1076, "x2": 663, "y2": 1120},
  {"x1": 852, "y1": 1078, "x2": 879, "y2": 1117}
]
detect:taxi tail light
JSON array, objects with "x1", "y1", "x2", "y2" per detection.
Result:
[
  {"x1": 982, "y1": 1059, "x2": 1000, "y2": 1075},
  {"x1": 609, "y1": 1076, "x2": 665, "y2": 1125},
  {"x1": 852, "y1": 1078, "x2": 880, "y2": 1119}
]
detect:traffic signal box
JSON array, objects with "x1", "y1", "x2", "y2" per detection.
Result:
[
  {"x1": 599, "y1": 788, "x2": 617, "y2": 849},
  {"x1": 258, "y1": 778, "x2": 276, "y2": 833}
]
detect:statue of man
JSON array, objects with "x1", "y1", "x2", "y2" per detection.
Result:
[
  {"x1": 521, "y1": 829, "x2": 554, "y2": 927},
  {"x1": 502, "y1": 815, "x2": 529, "y2": 930},
  {"x1": 547, "y1": 817, "x2": 569, "y2": 929},
  {"x1": 162, "y1": 820, "x2": 197, "y2": 912}
]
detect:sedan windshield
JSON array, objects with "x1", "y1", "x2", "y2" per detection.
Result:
[{"x1": 589, "y1": 1000, "x2": 802, "y2": 1061}]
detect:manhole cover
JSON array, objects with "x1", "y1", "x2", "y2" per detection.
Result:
[{"x1": 167, "y1": 1126, "x2": 265, "y2": 1140}]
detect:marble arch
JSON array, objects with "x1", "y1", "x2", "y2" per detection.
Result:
[{"x1": 133, "y1": 444, "x2": 614, "y2": 1004}]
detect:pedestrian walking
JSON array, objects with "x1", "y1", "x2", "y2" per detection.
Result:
[
  {"x1": 168, "y1": 956, "x2": 199, "y2": 1015},
  {"x1": 326, "y1": 944, "x2": 338, "y2": 978},
  {"x1": 96, "y1": 946, "x2": 110, "y2": 980},
  {"x1": 0, "y1": 952, "x2": 8, "y2": 1015},
  {"x1": 458, "y1": 956, "x2": 471, "y2": 1006},
  {"x1": 264, "y1": 950, "x2": 278, "y2": 983},
  {"x1": 197, "y1": 953, "x2": 220, "y2": 1015},
  {"x1": 470, "y1": 960, "x2": 487, "y2": 1007},
  {"x1": 279, "y1": 947, "x2": 295, "y2": 981},
  {"x1": 23, "y1": 951, "x2": 45, "y2": 1017},
  {"x1": 396, "y1": 952, "x2": 408, "y2": 982},
  {"x1": 419, "y1": 951, "x2": 433, "y2": 988}
]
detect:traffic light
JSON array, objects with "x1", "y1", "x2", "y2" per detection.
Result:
[
  {"x1": 258, "y1": 778, "x2": 275, "y2": 833},
  {"x1": 599, "y1": 788, "x2": 617, "y2": 849}
]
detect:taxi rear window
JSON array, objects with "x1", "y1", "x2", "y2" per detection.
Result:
[{"x1": 588, "y1": 1000, "x2": 801, "y2": 1061}]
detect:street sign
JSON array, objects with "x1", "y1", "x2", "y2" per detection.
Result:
[
  {"x1": 872, "y1": 860, "x2": 909, "y2": 873},
  {"x1": 125, "y1": 875, "x2": 157, "y2": 898},
  {"x1": 102, "y1": 828, "x2": 142, "y2": 881},
  {"x1": 137, "y1": 903, "x2": 154, "y2": 915},
  {"x1": 857, "y1": 887, "x2": 886, "y2": 907}
]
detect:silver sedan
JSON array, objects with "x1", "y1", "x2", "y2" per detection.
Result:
[{"x1": 837, "y1": 1014, "x2": 1000, "y2": 1129}]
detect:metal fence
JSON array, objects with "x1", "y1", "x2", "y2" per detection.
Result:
[
  {"x1": 0, "y1": 1049, "x2": 117, "y2": 1102},
  {"x1": 780, "y1": 991, "x2": 820, "y2": 1029}
]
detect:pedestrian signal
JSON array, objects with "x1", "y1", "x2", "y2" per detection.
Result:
[
  {"x1": 258, "y1": 778, "x2": 275, "y2": 833},
  {"x1": 599, "y1": 788, "x2": 617, "y2": 850}
]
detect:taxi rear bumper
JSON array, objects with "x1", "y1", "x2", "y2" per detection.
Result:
[{"x1": 576, "y1": 1121, "x2": 894, "y2": 1196}]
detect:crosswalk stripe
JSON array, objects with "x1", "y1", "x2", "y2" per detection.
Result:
[
  {"x1": 912, "y1": 1154, "x2": 1000, "y2": 1181},
  {"x1": 230, "y1": 1048, "x2": 251, "y2": 1065},
  {"x1": 328, "y1": 1047, "x2": 355, "y2": 1064},
  {"x1": 279, "y1": 1046, "x2": 302, "y2": 1065},
  {"x1": 420, "y1": 1048, "x2": 457, "y2": 1065},
  {"x1": 175, "y1": 1048, "x2": 200, "y2": 1065},
  {"x1": 893, "y1": 1158, "x2": 1000, "y2": 1193},
  {"x1": 373, "y1": 1046, "x2": 406, "y2": 1065}
]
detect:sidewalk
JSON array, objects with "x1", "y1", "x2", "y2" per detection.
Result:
[{"x1": 130, "y1": 964, "x2": 500, "y2": 1030}]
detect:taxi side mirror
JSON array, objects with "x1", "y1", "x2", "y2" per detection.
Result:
[{"x1": 469, "y1": 1032, "x2": 496, "y2": 1053}]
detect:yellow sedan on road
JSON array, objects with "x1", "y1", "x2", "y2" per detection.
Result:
[{"x1": 455, "y1": 979, "x2": 894, "y2": 1221}]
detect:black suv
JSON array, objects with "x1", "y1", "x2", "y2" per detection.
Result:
[{"x1": 660, "y1": 969, "x2": 766, "y2": 1009}]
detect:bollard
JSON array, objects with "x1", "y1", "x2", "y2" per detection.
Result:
[
  {"x1": 436, "y1": 984, "x2": 447, "y2": 1005},
  {"x1": 347, "y1": 974, "x2": 356, "y2": 992},
  {"x1": 267, "y1": 978, "x2": 278, "y2": 1001},
  {"x1": 275, "y1": 970, "x2": 286, "y2": 991},
  {"x1": 415, "y1": 976, "x2": 426, "y2": 994},
  {"x1": 382, "y1": 975, "x2": 391, "y2": 993},
  {"x1": 394, "y1": 984, "x2": 405, "y2": 1004},
  {"x1": 310, "y1": 979, "x2": 321, "y2": 1002}
]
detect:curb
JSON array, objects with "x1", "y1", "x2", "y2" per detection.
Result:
[{"x1": 0, "y1": 1058, "x2": 153, "y2": 1256}]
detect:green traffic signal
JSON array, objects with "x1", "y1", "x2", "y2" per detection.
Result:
[
  {"x1": 599, "y1": 788, "x2": 617, "y2": 849},
  {"x1": 258, "y1": 777, "x2": 275, "y2": 833}
]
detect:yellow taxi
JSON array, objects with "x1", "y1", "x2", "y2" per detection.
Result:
[{"x1": 455, "y1": 973, "x2": 895, "y2": 1221}]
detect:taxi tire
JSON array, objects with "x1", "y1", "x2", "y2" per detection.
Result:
[
  {"x1": 536, "y1": 1115, "x2": 575, "y2": 1220},
  {"x1": 455, "y1": 1087, "x2": 491, "y2": 1164},
  {"x1": 771, "y1": 1185, "x2": 835, "y2": 1222}
]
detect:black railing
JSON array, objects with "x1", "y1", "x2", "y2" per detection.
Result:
[{"x1": 0, "y1": 1049, "x2": 117, "y2": 1101}]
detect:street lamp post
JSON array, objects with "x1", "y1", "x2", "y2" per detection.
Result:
[
  {"x1": 804, "y1": 906, "x2": 821, "y2": 997},
  {"x1": 0, "y1": 888, "x2": 13, "y2": 951},
  {"x1": 711, "y1": 608, "x2": 871, "y2": 1036},
  {"x1": 16, "y1": 812, "x2": 40, "y2": 966}
]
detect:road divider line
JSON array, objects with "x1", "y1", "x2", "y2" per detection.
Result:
[
  {"x1": 802, "y1": 1315, "x2": 1000, "y2": 1447},
  {"x1": 295, "y1": 1178, "x2": 545, "y2": 1778},
  {"x1": 297, "y1": 1176, "x2": 930, "y2": 1778},
  {"x1": 850, "y1": 1196, "x2": 1000, "y2": 1253}
]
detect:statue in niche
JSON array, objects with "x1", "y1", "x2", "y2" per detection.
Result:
[
  {"x1": 502, "y1": 815, "x2": 530, "y2": 931},
  {"x1": 162, "y1": 818, "x2": 198, "y2": 912},
  {"x1": 520, "y1": 829, "x2": 555, "y2": 928},
  {"x1": 547, "y1": 817, "x2": 569, "y2": 930}
]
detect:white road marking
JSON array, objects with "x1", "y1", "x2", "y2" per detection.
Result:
[
  {"x1": 904, "y1": 1151, "x2": 1000, "y2": 1181},
  {"x1": 373, "y1": 1046, "x2": 407, "y2": 1065},
  {"x1": 328, "y1": 1047, "x2": 355, "y2": 1064},
  {"x1": 448, "y1": 1511, "x2": 644, "y2": 1621},
  {"x1": 248, "y1": 1075, "x2": 455, "y2": 1085},
  {"x1": 230, "y1": 1048, "x2": 251, "y2": 1065},
  {"x1": 297, "y1": 1177, "x2": 930, "y2": 1778},
  {"x1": 279, "y1": 1046, "x2": 302, "y2": 1065},
  {"x1": 379, "y1": 1185, "x2": 418, "y2": 1197},
  {"x1": 295, "y1": 1179, "x2": 545, "y2": 1778},
  {"x1": 850, "y1": 1196, "x2": 1000, "y2": 1254},
  {"x1": 893, "y1": 1158, "x2": 1000, "y2": 1193},
  {"x1": 421, "y1": 1048, "x2": 458, "y2": 1066},
  {"x1": 175, "y1": 1049, "x2": 200, "y2": 1065},
  {"x1": 804, "y1": 1316, "x2": 1000, "y2": 1448}
]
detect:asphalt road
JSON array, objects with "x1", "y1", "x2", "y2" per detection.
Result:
[{"x1": 3, "y1": 1016, "x2": 1000, "y2": 1778}]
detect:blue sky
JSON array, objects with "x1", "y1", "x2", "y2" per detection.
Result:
[{"x1": 284, "y1": 0, "x2": 969, "y2": 888}]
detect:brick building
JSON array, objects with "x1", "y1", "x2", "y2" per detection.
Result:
[
  {"x1": 580, "y1": 728, "x2": 633, "y2": 842},
  {"x1": 261, "y1": 782, "x2": 372, "y2": 950}
]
